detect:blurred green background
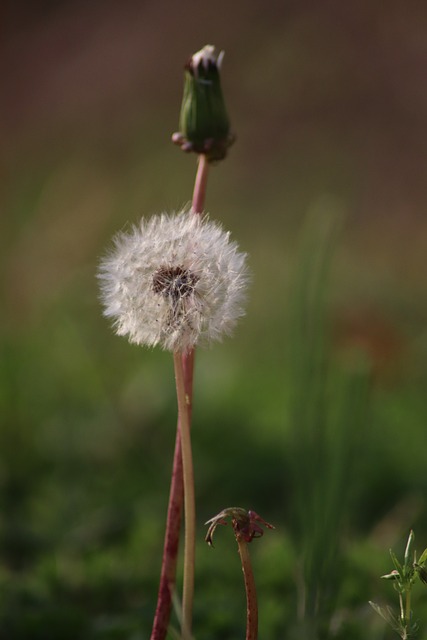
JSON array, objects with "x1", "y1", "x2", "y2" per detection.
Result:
[{"x1": 2, "y1": 1, "x2": 427, "y2": 638}]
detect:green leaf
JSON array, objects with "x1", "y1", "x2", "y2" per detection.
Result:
[
  {"x1": 404, "y1": 530, "x2": 415, "y2": 568},
  {"x1": 369, "y1": 601, "x2": 403, "y2": 635},
  {"x1": 381, "y1": 570, "x2": 400, "y2": 580},
  {"x1": 417, "y1": 547, "x2": 427, "y2": 566},
  {"x1": 414, "y1": 563, "x2": 427, "y2": 585},
  {"x1": 390, "y1": 549, "x2": 403, "y2": 577}
]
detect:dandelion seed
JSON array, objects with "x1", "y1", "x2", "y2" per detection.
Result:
[{"x1": 98, "y1": 210, "x2": 249, "y2": 352}]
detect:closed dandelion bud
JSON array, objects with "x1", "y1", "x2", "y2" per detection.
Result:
[
  {"x1": 98, "y1": 210, "x2": 248, "y2": 352},
  {"x1": 172, "y1": 45, "x2": 234, "y2": 161}
]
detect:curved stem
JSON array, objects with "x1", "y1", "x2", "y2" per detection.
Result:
[
  {"x1": 237, "y1": 537, "x2": 258, "y2": 640},
  {"x1": 173, "y1": 351, "x2": 196, "y2": 637}
]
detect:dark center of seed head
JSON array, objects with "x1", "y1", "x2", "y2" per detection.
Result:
[{"x1": 152, "y1": 266, "x2": 199, "y2": 302}]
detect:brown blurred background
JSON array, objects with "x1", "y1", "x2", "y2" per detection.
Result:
[
  {"x1": 2, "y1": 0, "x2": 427, "y2": 299},
  {"x1": 1, "y1": 2, "x2": 426, "y2": 364}
]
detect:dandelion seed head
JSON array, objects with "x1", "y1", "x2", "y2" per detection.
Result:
[{"x1": 98, "y1": 210, "x2": 249, "y2": 352}]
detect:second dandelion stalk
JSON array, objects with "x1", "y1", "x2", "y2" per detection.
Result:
[{"x1": 173, "y1": 352, "x2": 196, "y2": 637}]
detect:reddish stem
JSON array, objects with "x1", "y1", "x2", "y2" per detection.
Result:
[
  {"x1": 173, "y1": 351, "x2": 196, "y2": 637},
  {"x1": 150, "y1": 156, "x2": 208, "y2": 640},
  {"x1": 192, "y1": 155, "x2": 209, "y2": 214},
  {"x1": 150, "y1": 352, "x2": 194, "y2": 640},
  {"x1": 150, "y1": 434, "x2": 182, "y2": 639},
  {"x1": 237, "y1": 536, "x2": 258, "y2": 640}
]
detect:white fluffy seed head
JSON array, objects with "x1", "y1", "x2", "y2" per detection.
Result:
[{"x1": 98, "y1": 210, "x2": 249, "y2": 352}]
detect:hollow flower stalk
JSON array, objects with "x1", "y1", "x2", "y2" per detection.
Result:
[
  {"x1": 99, "y1": 208, "x2": 248, "y2": 636},
  {"x1": 99, "y1": 210, "x2": 248, "y2": 353}
]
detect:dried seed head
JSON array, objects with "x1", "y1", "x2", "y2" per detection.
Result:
[
  {"x1": 98, "y1": 210, "x2": 249, "y2": 352},
  {"x1": 152, "y1": 266, "x2": 199, "y2": 301}
]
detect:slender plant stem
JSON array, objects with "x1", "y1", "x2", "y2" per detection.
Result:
[
  {"x1": 405, "y1": 588, "x2": 411, "y2": 631},
  {"x1": 192, "y1": 154, "x2": 209, "y2": 214},
  {"x1": 173, "y1": 351, "x2": 196, "y2": 637},
  {"x1": 150, "y1": 155, "x2": 208, "y2": 640},
  {"x1": 237, "y1": 536, "x2": 258, "y2": 640},
  {"x1": 150, "y1": 428, "x2": 183, "y2": 640},
  {"x1": 150, "y1": 352, "x2": 194, "y2": 640}
]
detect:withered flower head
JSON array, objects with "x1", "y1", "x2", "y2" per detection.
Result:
[{"x1": 205, "y1": 507, "x2": 274, "y2": 547}]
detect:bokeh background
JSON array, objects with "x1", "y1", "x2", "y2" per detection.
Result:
[{"x1": 2, "y1": 1, "x2": 427, "y2": 638}]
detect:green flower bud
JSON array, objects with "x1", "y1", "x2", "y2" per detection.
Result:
[{"x1": 172, "y1": 45, "x2": 234, "y2": 162}]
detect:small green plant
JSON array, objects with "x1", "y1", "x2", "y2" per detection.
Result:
[{"x1": 370, "y1": 530, "x2": 427, "y2": 639}]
